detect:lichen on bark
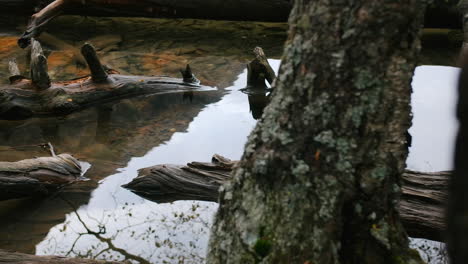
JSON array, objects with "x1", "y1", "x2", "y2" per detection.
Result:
[{"x1": 207, "y1": 1, "x2": 427, "y2": 263}]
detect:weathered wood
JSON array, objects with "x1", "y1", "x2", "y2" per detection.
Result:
[
  {"x1": 0, "y1": 153, "x2": 82, "y2": 201},
  {"x1": 0, "y1": 249, "x2": 124, "y2": 264},
  {"x1": 81, "y1": 43, "x2": 108, "y2": 82},
  {"x1": 0, "y1": 42, "x2": 211, "y2": 120},
  {"x1": 8, "y1": 58, "x2": 25, "y2": 84},
  {"x1": 123, "y1": 154, "x2": 233, "y2": 203},
  {"x1": 30, "y1": 39, "x2": 51, "y2": 89},
  {"x1": 123, "y1": 155, "x2": 448, "y2": 242},
  {"x1": 399, "y1": 170, "x2": 448, "y2": 243},
  {"x1": 246, "y1": 47, "x2": 276, "y2": 87}
]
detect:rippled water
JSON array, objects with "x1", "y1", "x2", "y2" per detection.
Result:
[{"x1": 0, "y1": 15, "x2": 459, "y2": 264}]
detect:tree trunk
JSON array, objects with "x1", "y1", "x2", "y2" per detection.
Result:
[
  {"x1": 123, "y1": 156, "x2": 447, "y2": 242},
  {"x1": 0, "y1": 153, "x2": 82, "y2": 201},
  {"x1": 1, "y1": 41, "x2": 210, "y2": 120},
  {"x1": 0, "y1": 249, "x2": 124, "y2": 264},
  {"x1": 447, "y1": 35, "x2": 468, "y2": 264},
  {"x1": 206, "y1": 1, "x2": 426, "y2": 263}
]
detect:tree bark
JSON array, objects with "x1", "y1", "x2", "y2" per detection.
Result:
[
  {"x1": 123, "y1": 156, "x2": 447, "y2": 242},
  {"x1": 206, "y1": 1, "x2": 426, "y2": 263},
  {"x1": 0, "y1": 42, "x2": 211, "y2": 120},
  {"x1": 0, "y1": 153, "x2": 82, "y2": 201},
  {"x1": 447, "y1": 35, "x2": 468, "y2": 264},
  {"x1": 0, "y1": 249, "x2": 124, "y2": 264}
]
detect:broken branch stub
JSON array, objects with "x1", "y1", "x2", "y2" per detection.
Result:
[
  {"x1": 246, "y1": 47, "x2": 276, "y2": 87},
  {"x1": 81, "y1": 43, "x2": 108, "y2": 82},
  {"x1": 30, "y1": 39, "x2": 51, "y2": 89},
  {"x1": 8, "y1": 58, "x2": 25, "y2": 84},
  {"x1": 180, "y1": 64, "x2": 200, "y2": 84}
]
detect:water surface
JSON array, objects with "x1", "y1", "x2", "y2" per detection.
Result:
[{"x1": 0, "y1": 15, "x2": 459, "y2": 264}]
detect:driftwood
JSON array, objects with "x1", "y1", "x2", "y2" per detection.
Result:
[
  {"x1": 123, "y1": 154, "x2": 234, "y2": 203},
  {"x1": 0, "y1": 249, "x2": 124, "y2": 263},
  {"x1": 123, "y1": 155, "x2": 448, "y2": 242},
  {"x1": 1, "y1": 40, "x2": 210, "y2": 120},
  {"x1": 0, "y1": 152, "x2": 82, "y2": 201}
]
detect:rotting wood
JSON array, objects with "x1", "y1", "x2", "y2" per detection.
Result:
[
  {"x1": 0, "y1": 153, "x2": 83, "y2": 201},
  {"x1": 0, "y1": 41, "x2": 212, "y2": 120},
  {"x1": 123, "y1": 155, "x2": 449, "y2": 242},
  {"x1": 0, "y1": 249, "x2": 124, "y2": 264}
]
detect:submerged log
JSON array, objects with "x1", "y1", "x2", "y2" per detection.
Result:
[
  {"x1": 0, "y1": 41, "x2": 211, "y2": 120},
  {"x1": 0, "y1": 249, "x2": 123, "y2": 264},
  {"x1": 123, "y1": 155, "x2": 448, "y2": 242},
  {"x1": 0, "y1": 153, "x2": 82, "y2": 201}
]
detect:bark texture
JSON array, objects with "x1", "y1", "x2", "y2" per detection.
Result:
[
  {"x1": 0, "y1": 153, "x2": 82, "y2": 201},
  {"x1": 447, "y1": 42, "x2": 468, "y2": 264},
  {"x1": 207, "y1": 1, "x2": 426, "y2": 263}
]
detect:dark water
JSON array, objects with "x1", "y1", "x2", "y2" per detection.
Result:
[
  {"x1": 0, "y1": 15, "x2": 458, "y2": 264},
  {"x1": 0, "y1": 16, "x2": 284, "y2": 263}
]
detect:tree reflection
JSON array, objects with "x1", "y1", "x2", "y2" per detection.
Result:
[
  {"x1": 241, "y1": 87, "x2": 271, "y2": 120},
  {"x1": 37, "y1": 193, "x2": 214, "y2": 264}
]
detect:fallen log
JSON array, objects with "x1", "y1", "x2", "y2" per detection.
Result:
[
  {"x1": 122, "y1": 155, "x2": 448, "y2": 242},
  {"x1": 0, "y1": 152, "x2": 83, "y2": 201},
  {"x1": 0, "y1": 249, "x2": 124, "y2": 264},
  {"x1": 1, "y1": 40, "x2": 211, "y2": 120}
]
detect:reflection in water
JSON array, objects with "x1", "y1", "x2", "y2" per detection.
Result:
[
  {"x1": 407, "y1": 66, "x2": 459, "y2": 172},
  {"x1": 247, "y1": 92, "x2": 270, "y2": 120},
  {"x1": 33, "y1": 64, "x2": 454, "y2": 264},
  {"x1": 35, "y1": 60, "x2": 281, "y2": 263},
  {"x1": 240, "y1": 87, "x2": 272, "y2": 120},
  {"x1": 0, "y1": 16, "x2": 457, "y2": 262},
  {"x1": 0, "y1": 15, "x2": 286, "y2": 257},
  {"x1": 407, "y1": 66, "x2": 459, "y2": 264}
]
